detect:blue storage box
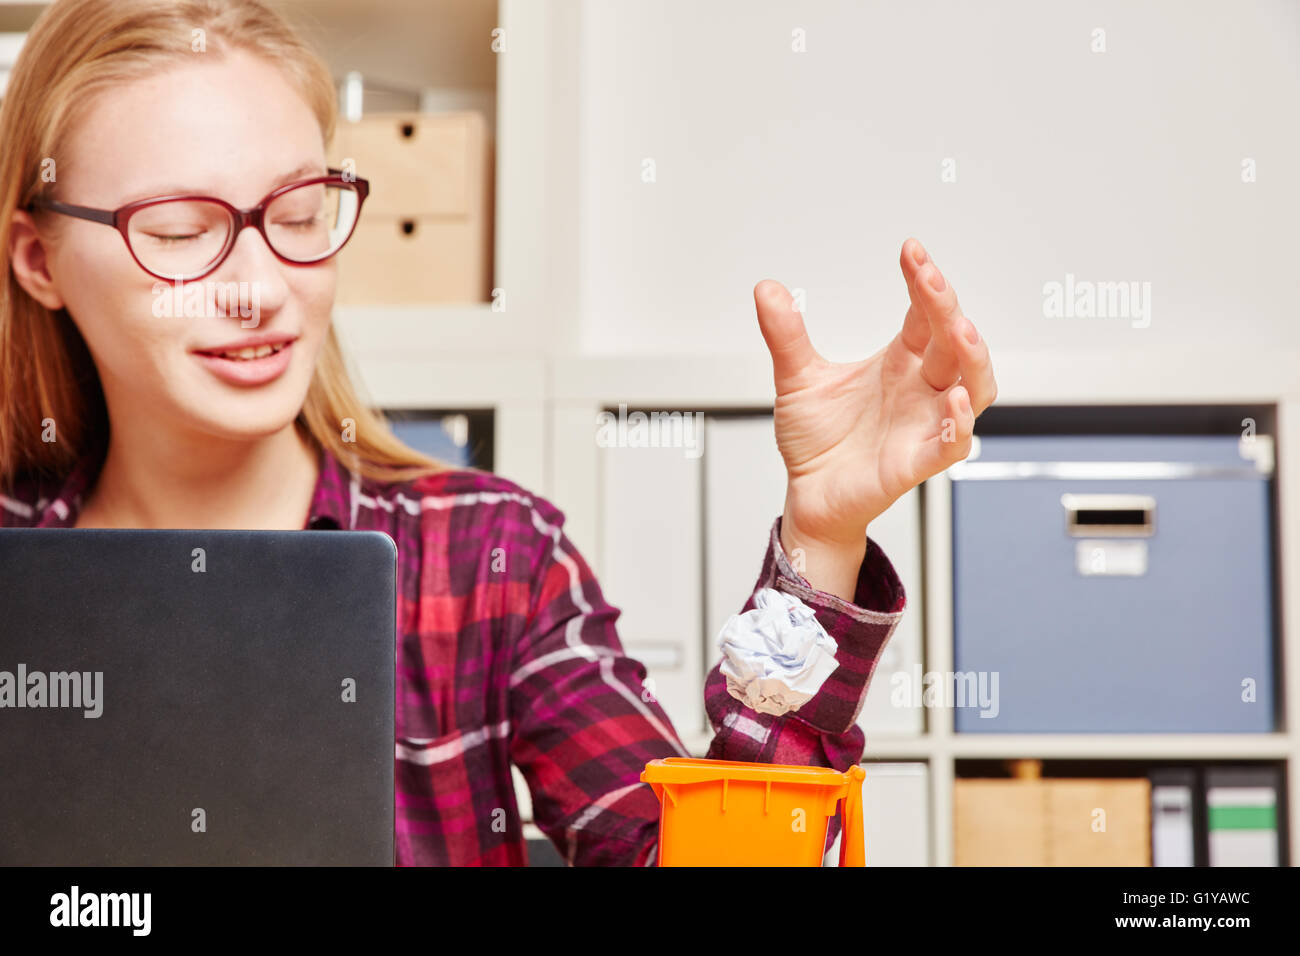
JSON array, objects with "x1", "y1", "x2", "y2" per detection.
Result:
[{"x1": 951, "y1": 435, "x2": 1275, "y2": 733}]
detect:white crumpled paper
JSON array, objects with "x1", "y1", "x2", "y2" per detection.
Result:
[{"x1": 717, "y1": 587, "x2": 840, "y2": 717}]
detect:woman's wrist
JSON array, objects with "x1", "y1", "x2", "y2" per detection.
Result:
[{"x1": 778, "y1": 509, "x2": 868, "y2": 604}]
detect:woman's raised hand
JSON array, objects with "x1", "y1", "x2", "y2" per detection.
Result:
[{"x1": 755, "y1": 238, "x2": 997, "y2": 598}]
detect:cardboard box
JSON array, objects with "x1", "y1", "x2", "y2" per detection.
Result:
[
  {"x1": 335, "y1": 215, "x2": 491, "y2": 306},
  {"x1": 329, "y1": 112, "x2": 492, "y2": 305},
  {"x1": 955, "y1": 778, "x2": 1151, "y2": 866}
]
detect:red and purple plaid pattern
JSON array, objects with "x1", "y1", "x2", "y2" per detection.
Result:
[{"x1": 2, "y1": 437, "x2": 906, "y2": 865}]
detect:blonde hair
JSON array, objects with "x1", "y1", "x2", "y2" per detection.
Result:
[{"x1": 0, "y1": 0, "x2": 451, "y2": 490}]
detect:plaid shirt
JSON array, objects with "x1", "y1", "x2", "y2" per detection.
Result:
[{"x1": 2, "y1": 438, "x2": 906, "y2": 866}]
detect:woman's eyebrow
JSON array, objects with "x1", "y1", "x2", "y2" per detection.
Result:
[
  {"x1": 115, "y1": 164, "x2": 328, "y2": 205},
  {"x1": 268, "y1": 162, "x2": 329, "y2": 189}
]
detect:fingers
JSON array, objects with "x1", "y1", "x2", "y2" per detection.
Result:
[
  {"x1": 900, "y1": 237, "x2": 966, "y2": 391},
  {"x1": 953, "y1": 315, "x2": 999, "y2": 414},
  {"x1": 898, "y1": 239, "x2": 931, "y2": 354},
  {"x1": 902, "y1": 237, "x2": 998, "y2": 411},
  {"x1": 917, "y1": 259, "x2": 965, "y2": 391},
  {"x1": 754, "y1": 279, "x2": 821, "y2": 388},
  {"x1": 910, "y1": 384, "x2": 976, "y2": 481}
]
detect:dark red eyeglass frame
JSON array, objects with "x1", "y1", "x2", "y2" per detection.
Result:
[{"x1": 25, "y1": 169, "x2": 370, "y2": 282}]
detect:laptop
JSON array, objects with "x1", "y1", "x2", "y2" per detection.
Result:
[{"x1": 0, "y1": 529, "x2": 396, "y2": 866}]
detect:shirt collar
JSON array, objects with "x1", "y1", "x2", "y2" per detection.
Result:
[
  {"x1": 305, "y1": 439, "x2": 355, "y2": 530},
  {"x1": 33, "y1": 438, "x2": 106, "y2": 528},
  {"x1": 34, "y1": 432, "x2": 356, "y2": 531}
]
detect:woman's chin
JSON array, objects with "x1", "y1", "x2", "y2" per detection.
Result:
[
  {"x1": 179, "y1": 370, "x2": 314, "y2": 439},
  {"x1": 184, "y1": 399, "x2": 309, "y2": 444}
]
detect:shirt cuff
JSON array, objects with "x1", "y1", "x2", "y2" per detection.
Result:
[
  {"x1": 765, "y1": 516, "x2": 906, "y2": 735},
  {"x1": 768, "y1": 516, "x2": 906, "y2": 621}
]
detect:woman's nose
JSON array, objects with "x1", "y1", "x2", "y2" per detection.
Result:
[{"x1": 207, "y1": 225, "x2": 291, "y2": 325}]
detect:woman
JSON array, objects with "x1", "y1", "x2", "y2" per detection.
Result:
[{"x1": 0, "y1": 0, "x2": 996, "y2": 865}]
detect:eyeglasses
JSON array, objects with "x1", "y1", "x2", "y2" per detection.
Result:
[{"x1": 26, "y1": 169, "x2": 369, "y2": 282}]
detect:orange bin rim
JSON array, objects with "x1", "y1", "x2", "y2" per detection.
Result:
[{"x1": 643, "y1": 756, "x2": 864, "y2": 787}]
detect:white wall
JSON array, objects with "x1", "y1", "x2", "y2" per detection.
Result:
[{"x1": 572, "y1": 0, "x2": 1300, "y2": 363}]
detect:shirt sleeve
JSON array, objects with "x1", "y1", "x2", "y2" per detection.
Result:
[
  {"x1": 507, "y1": 498, "x2": 905, "y2": 867},
  {"x1": 703, "y1": 516, "x2": 906, "y2": 856},
  {"x1": 506, "y1": 495, "x2": 688, "y2": 867}
]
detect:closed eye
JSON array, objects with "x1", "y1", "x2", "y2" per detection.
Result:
[
  {"x1": 273, "y1": 217, "x2": 321, "y2": 229},
  {"x1": 143, "y1": 230, "x2": 207, "y2": 243}
]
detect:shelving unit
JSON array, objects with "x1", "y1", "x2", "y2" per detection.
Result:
[
  {"x1": 291, "y1": 0, "x2": 568, "y2": 496},
  {"x1": 547, "y1": 348, "x2": 1300, "y2": 866},
  {"x1": 280, "y1": 0, "x2": 1300, "y2": 870}
]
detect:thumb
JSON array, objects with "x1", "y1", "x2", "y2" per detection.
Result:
[{"x1": 754, "y1": 279, "x2": 820, "y2": 389}]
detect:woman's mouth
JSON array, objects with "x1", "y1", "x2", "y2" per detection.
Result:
[
  {"x1": 203, "y1": 342, "x2": 289, "y2": 361},
  {"x1": 192, "y1": 339, "x2": 295, "y2": 386}
]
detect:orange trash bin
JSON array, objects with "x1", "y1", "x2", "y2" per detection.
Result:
[{"x1": 641, "y1": 757, "x2": 866, "y2": 866}]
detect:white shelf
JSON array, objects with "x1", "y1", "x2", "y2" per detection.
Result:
[
  {"x1": 550, "y1": 347, "x2": 1300, "y2": 406},
  {"x1": 334, "y1": 303, "x2": 507, "y2": 358},
  {"x1": 947, "y1": 734, "x2": 1293, "y2": 761},
  {"x1": 684, "y1": 732, "x2": 1293, "y2": 762}
]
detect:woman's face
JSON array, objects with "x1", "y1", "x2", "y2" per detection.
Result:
[{"x1": 35, "y1": 49, "x2": 335, "y2": 441}]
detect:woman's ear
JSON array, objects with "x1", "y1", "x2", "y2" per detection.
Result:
[{"x1": 8, "y1": 209, "x2": 66, "y2": 311}]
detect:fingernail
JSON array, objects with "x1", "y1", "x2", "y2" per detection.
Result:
[
  {"x1": 963, "y1": 318, "x2": 979, "y2": 344},
  {"x1": 914, "y1": 243, "x2": 928, "y2": 267},
  {"x1": 928, "y1": 267, "x2": 945, "y2": 293}
]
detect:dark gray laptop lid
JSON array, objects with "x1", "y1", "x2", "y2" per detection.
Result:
[{"x1": 0, "y1": 529, "x2": 396, "y2": 865}]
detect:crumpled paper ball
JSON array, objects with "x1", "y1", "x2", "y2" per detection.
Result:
[{"x1": 717, "y1": 587, "x2": 840, "y2": 716}]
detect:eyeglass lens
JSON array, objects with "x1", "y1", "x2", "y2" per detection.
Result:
[{"x1": 126, "y1": 182, "x2": 361, "y2": 279}]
